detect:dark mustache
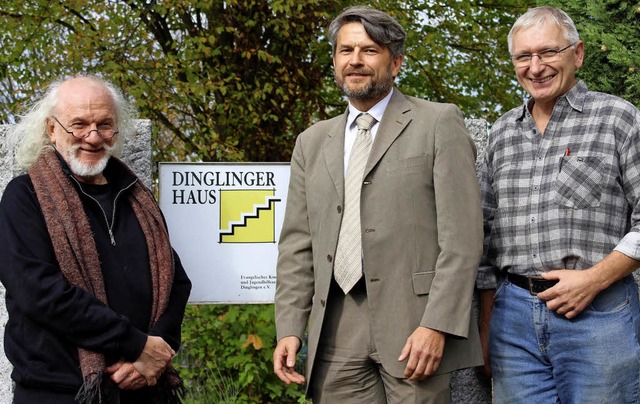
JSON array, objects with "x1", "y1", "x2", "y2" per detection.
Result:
[{"x1": 344, "y1": 70, "x2": 372, "y2": 75}]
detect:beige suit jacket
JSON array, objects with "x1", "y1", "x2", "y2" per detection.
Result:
[{"x1": 275, "y1": 89, "x2": 484, "y2": 384}]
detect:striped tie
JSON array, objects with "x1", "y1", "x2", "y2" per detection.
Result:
[{"x1": 334, "y1": 113, "x2": 376, "y2": 294}]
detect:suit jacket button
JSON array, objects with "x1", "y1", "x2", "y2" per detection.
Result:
[
  {"x1": 337, "y1": 205, "x2": 342, "y2": 213},
  {"x1": 327, "y1": 255, "x2": 332, "y2": 262}
]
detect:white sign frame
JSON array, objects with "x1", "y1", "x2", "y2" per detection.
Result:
[{"x1": 159, "y1": 162, "x2": 290, "y2": 304}]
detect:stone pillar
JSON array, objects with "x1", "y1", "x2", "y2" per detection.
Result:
[
  {"x1": 0, "y1": 120, "x2": 152, "y2": 403},
  {"x1": 450, "y1": 119, "x2": 492, "y2": 403},
  {"x1": 0, "y1": 124, "x2": 18, "y2": 403}
]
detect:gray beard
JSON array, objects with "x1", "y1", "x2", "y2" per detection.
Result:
[
  {"x1": 68, "y1": 155, "x2": 110, "y2": 178},
  {"x1": 63, "y1": 144, "x2": 113, "y2": 179},
  {"x1": 338, "y1": 72, "x2": 394, "y2": 103}
]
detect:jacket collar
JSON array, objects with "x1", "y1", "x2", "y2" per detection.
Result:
[{"x1": 322, "y1": 88, "x2": 413, "y2": 200}]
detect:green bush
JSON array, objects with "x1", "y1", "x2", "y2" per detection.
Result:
[
  {"x1": 176, "y1": 304, "x2": 307, "y2": 403},
  {"x1": 180, "y1": 367, "x2": 241, "y2": 403}
]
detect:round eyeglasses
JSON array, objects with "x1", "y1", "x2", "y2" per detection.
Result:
[
  {"x1": 511, "y1": 42, "x2": 578, "y2": 67},
  {"x1": 52, "y1": 116, "x2": 119, "y2": 140}
]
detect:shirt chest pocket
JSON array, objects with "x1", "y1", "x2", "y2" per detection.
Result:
[{"x1": 554, "y1": 156, "x2": 603, "y2": 208}]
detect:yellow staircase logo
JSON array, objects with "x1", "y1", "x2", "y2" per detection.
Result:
[{"x1": 219, "y1": 189, "x2": 281, "y2": 243}]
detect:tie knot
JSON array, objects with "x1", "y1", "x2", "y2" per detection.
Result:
[{"x1": 355, "y1": 113, "x2": 376, "y2": 132}]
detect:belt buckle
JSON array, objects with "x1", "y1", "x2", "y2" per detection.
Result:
[{"x1": 527, "y1": 276, "x2": 542, "y2": 296}]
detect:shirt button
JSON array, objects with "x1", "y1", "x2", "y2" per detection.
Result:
[{"x1": 533, "y1": 185, "x2": 539, "y2": 191}]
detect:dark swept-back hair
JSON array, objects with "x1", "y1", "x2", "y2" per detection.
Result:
[{"x1": 328, "y1": 6, "x2": 406, "y2": 58}]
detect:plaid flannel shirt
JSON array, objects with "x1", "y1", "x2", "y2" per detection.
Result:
[{"x1": 477, "y1": 81, "x2": 640, "y2": 290}]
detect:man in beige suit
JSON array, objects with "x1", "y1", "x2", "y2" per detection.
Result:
[{"x1": 273, "y1": 6, "x2": 483, "y2": 403}]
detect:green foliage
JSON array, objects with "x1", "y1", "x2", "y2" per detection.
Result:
[
  {"x1": 180, "y1": 367, "x2": 241, "y2": 403},
  {"x1": 1, "y1": 0, "x2": 536, "y2": 159},
  {"x1": 176, "y1": 304, "x2": 306, "y2": 403},
  {"x1": 385, "y1": 0, "x2": 536, "y2": 121},
  {"x1": 542, "y1": 0, "x2": 640, "y2": 107},
  {"x1": 0, "y1": 0, "x2": 343, "y2": 163}
]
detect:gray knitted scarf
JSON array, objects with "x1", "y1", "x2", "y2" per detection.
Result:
[{"x1": 29, "y1": 148, "x2": 182, "y2": 403}]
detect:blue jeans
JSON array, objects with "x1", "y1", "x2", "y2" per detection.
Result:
[{"x1": 490, "y1": 275, "x2": 640, "y2": 404}]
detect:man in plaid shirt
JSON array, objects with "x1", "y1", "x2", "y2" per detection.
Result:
[{"x1": 477, "y1": 6, "x2": 640, "y2": 403}]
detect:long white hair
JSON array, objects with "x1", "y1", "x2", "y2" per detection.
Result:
[{"x1": 10, "y1": 73, "x2": 137, "y2": 172}]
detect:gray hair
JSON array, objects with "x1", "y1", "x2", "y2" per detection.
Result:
[
  {"x1": 328, "y1": 6, "x2": 406, "y2": 59},
  {"x1": 508, "y1": 6, "x2": 580, "y2": 54},
  {"x1": 10, "y1": 73, "x2": 137, "y2": 172}
]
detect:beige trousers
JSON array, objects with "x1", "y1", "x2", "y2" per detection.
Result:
[{"x1": 311, "y1": 279, "x2": 451, "y2": 404}]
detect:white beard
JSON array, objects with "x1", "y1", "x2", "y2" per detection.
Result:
[{"x1": 64, "y1": 144, "x2": 113, "y2": 178}]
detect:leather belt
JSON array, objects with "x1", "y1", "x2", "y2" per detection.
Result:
[{"x1": 507, "y1": 273, "x2": 558, "y2": 295}]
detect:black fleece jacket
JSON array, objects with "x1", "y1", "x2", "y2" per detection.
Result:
[{"x1": 0, "y1": 155, "x2": 191, "y2": 393}]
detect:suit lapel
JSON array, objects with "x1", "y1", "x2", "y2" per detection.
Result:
[
  {"x1": 322, "y1": 91, "x2": 412, "y2": 194},
  {"x1": 323, "y1": 113, "x2": 348, "y2": 200},
  {"x1": 365, "y1": 90, "x2": 412, "y2": 176}
]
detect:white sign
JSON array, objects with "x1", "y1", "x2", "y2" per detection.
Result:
[{"x1": 158, "y1": 163, "x2": 290, "y2": 303}]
